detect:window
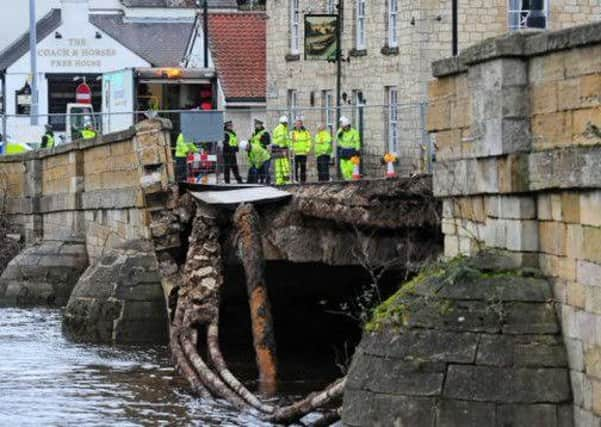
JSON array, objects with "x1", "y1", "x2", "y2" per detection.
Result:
[
  {"x1": 388, "y1": 0, "x2": 398, "y2": 47},
  {"x1": 352, "y1": 89, "x2": 362, "y2": 127},
  {"x1": 290, "y1": 0, "x2": 301, "y2": 54},
  {"x1": 322, "y1": 90, "x2": 335, "y2": 133},
  {"x1": 327, "y1": 0, "x2": 336, "y2": 15},
  {"x1": 508, "y1": 0, "x2": 548, "y2": 31},
  {"x1": 356, "y1": 0, "x2": 366, "y2": 50},
  {"x1": 288, "y1": 89, "x2": 298, "y2": 121},
  {"x1": 387, "y1": 87, "x2": 398, "y2": 153}
]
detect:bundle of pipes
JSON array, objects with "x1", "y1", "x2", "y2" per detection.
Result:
[{"x1": 167, "y1": 203, "x2": 345, "y2": 424}]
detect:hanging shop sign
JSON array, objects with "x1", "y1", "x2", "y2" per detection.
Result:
[
  {"x1": 304, "y1": 15, "x2": 338, "y2": 61},
  {"x1": 15, "y1": 82, "x2": 32, "y2": 115}
]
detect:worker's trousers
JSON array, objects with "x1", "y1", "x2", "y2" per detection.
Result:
[
  {"x1": 175, "y1": 157, "x2": 187, "y2": 182},
  {"x1": 317, "y1": 155, "x2": 330, "y2": 182},
  {"x1": 340, "y1": 158, "x2": 355, "y2": 181},
  {"x1": 294, "y1": 155, "x2": 307, "y2": 183},
  {"x1": 274, "y1": 157, "x2": 291, "y2": 186},
  {"x1": 223, "y1": 151, "x2": 242, "y2": 184}
]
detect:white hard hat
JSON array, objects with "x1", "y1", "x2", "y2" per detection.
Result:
[
  {"x1": 239, "y1": 140, "x2": 249, "y2": 151},
  {"x1": 339, "y1": 116, "x2": 350, "y2": 127},
  {"x1": 279, "y1": 115, "x2": 289, "y2": 124}
]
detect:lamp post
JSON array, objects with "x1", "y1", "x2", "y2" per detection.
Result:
[
  {"x1": 30, "y1": 0, "x2": 39, "y2": 125},
  {"x1": 335, "y1": 0, "x2": 344, "y2": 124}
]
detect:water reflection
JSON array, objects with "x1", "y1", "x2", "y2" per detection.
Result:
[{"x1": 0, "y1": 308, "x2": 272, "y2": 426}]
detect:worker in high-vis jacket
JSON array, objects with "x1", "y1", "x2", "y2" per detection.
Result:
[
  {"x1": 175, "y1": 132, "x2": 198, "y2": 182},
  {"x1": 272, "y1": 115, "x2": 291, "y2": 186},
  {"x1": 314, "y1": 124, "x2": 333, "y2": 182},
  {"x1": 247, "y1": 119, "x2": 271, "y2": 184},
  {"x1": 291, "y1": 118, "x2": 312, "y2": 183},
  {"x1": 223, "y1": 120, "x2": 243, "y2": 184},
  {"x1": 81, "y1": 123, "x2": 97, "y2": 140},
  {"x1": 336, "y1": 116, "x2": 361, "y2": 181},
  {"x1": 41, "y1": 124, "x2": 55, "y2": 149}
]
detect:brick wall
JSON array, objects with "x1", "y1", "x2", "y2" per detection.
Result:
[
  {"x1": 428, "y1": 23, "x2": 601, "y2": 425},
  {"x1": 266, "y1": 0, "x2": 599, "y2": 176},
  {"x1": 0, "y1": 119, "x2": 174, "y2": 262}
]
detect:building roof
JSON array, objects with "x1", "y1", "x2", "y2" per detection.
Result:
[
  {"x1": 0, "y1": 8, "x2": 62, "y2": 71},
  {"x1": 121, "y1": 0, "x2": 238, "y2": 8},
  {"x1": 90, "y1": 14, "x2": 194, "y2": 66},
  {"x1": 208, "y1": 13, "x2": 266, "y2": 101}
]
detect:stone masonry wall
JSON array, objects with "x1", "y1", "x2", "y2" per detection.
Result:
[
  {"x1": 0, "y1": 119, "x2": 175, "y2": 262},
  {"x1": 266, "y1": 0, "x2": 600, "y2": 177},
  {"x1": 428, "y1": 23, "x2": 601, "y2": 425}
]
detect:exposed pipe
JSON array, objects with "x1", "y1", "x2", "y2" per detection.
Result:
[{"x1": 203, "y1": 0, "x2": 209, "y2": 69}]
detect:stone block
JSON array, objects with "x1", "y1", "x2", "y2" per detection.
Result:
[
  {"x1": 573, "y1": 107, "x2": 601, "y2": 146},
  {"x1": 538, "y1": 193, "x2": 553, "y2": 221},
  {"x1": 360, "y1": 330, "x2": 479, "y2": 363},
  {"x1": 530, "y1": 82, "x2": 558, "y2": 115},
  {"x1": 496, "y1": 404, "x2": 558, "y2": 427},
  {"x1": 437, "y1": 400, "x2": 496, "y2": 427},
  {"x1": 476, "y1": 334, "x2": 513, "y2": 367},
  {"x1": 581, "y1": 192, "x2": 601, "y2": 227},
  {"x1": 483, "y1": 219, "x2": 507, "y2": 248},
  {"x1": 565, "y1": 338, "x2": 585, "y2": 372},
  {"x1": 347, "y1": 355, "x2": 444, "y2": 396},
  {"x1": 562, "y1": 193, "x2": 581, "y2": 224},
  {"x1": 531, "y1": 111, "x2": 572, "y2": 150},
  {"x1": 445, "y1": 234, "x2": 460, "y2": 258},
  {"x1": 578, "y1": 312, "x2": 600, "y2": 347},
  {"x1": 585, "y1": 347, "x2": 601, "y2": 381},
  {"x1": 506, "y1": 219, "x2": 539, "y2": 252},
  {"x1": 571, "y1": 371, "x2": 593, "y2": 409},
  {"x1": 568, "y1": 281, "x2": 586, "y2": 309},
  {"x1": 503, "y1": 302, "x2": 559, "y2": 335},
  {"x1": 586, "y1": 286, "x2": 601, "y2": 316},
  {"x1": 567, "y1": 224, "x2": 585, "y2": 260},
  {"x1": 582, "y1": 226, "x2": 601, "y2": 264},
  {"x1": 579, "y1": 260, "x2": 601, "y2": 288},
  {"x1": 443, "y1": 365, "x2": 570, "y2": 403},
  {"x1": 594, "y1": 378, "x2": 601, "y2": 416},
  {"x1": 539, "y1": 221, "x2": 568, "y2": 256},
  {"x1": 513, "y1": 335, "x2": 568, "y2": 368}
]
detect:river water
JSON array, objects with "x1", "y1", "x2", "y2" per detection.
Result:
[{"x1": 0, "y1": 307, "x2": 278, "y2": 427}]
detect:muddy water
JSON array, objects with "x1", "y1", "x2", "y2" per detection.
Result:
[{"x1": 0, "y1": 308, "x2": 276, "y2": 427}]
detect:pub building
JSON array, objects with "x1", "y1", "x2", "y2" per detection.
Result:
[{"x1": 0, "y1": 0, "x2": 267, "y2": 145}]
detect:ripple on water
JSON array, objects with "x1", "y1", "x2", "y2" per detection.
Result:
[{"x1": 0, "y1": 308, "x2": 273, "y2": 427}]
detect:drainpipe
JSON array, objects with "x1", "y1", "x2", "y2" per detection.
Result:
[
  {"x1": 1, "y1": 72, "x2": 6, "y2": 154},
  {"x1": 452, "y1": 0, "x2": 458, "y2": 56},
  {"x1": 203, "y1": 0, "x2": 209, "y2": 69}
]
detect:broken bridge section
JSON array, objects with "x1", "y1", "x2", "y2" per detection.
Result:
[{"x1": 162, "y1": 177, "x2": 442, "y2": 424}]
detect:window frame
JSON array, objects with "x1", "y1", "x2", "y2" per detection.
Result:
[
  {"x1": 387, "y1": 86, "x2": 399, "y2": 154},
  {"x1": 290, "y1": 0, "x2": 301, "y2": 54},
  {"x1": 355, "y1": 0, "x2": 367, "y2": 50},
  {"x1": 388, "y1": 0, "x2": 398, "y2": 48},
  {"x1": 327, "y1": 0, "x2": 336, "y2": 15},
  {"x1": 322, "y1": 90, "x2": 335, "y2": 133},
  {"x1": 287, "y1": 89, "x2": 298, "y2": 121},
  {"x1": 508, "y1": 0, "x2": 549, "y2": 31}
]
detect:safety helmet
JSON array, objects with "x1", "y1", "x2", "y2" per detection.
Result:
[
  {"x1": 279, "y1": 115, "x2": 289, "y2": 124},
  {"x1": 239, "y1": 140, "x2": 249, "y2": 151},
  {"x1": 339, "y1": 116, "x2": 351, "y2": 127}
]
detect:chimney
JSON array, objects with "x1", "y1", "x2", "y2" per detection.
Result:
[{"x1": 61, "y1": 0, "x2": 89, "y2": 28}]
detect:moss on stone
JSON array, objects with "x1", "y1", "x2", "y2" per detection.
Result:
[{"x1": 365, "y1": 253, "x2": 538, "y2": 332}]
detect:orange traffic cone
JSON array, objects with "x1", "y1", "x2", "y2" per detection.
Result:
[
  {"x1": 351, "y1": 156, "x2": 361, "y2": 181},
  {"x1": 386, "y1": 161, "x2": 396, "y2": 178}
]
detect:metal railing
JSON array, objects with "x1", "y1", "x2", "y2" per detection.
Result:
[{"x1": 0, "y1": 103, "x2": 435, "y2": 182}]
